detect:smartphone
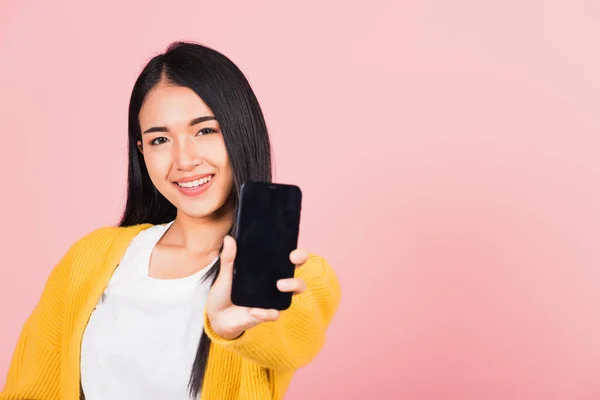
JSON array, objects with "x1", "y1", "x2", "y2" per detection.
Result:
[{"x1": 231, "y1": 181, "x2": 302, "y2": 310}]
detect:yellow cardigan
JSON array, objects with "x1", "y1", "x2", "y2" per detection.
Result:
[{"x1": 0, "y1": 224, "x2": 341, "y2": 399}]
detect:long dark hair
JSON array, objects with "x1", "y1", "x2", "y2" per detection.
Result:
[{"x1": 118, "y1": 41, "x2": 272, "y2": 398}]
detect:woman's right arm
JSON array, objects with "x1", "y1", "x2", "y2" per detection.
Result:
[{"x1": 1, "y1": 235, "x2": 78, "y2": 400}]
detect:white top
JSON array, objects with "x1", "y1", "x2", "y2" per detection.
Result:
[{"x1": 80, "y1": 221, "x2": 216, "y2": 400}]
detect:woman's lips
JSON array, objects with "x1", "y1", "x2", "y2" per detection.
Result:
[{"x1": 173, "y1": 174, "x2": 215, "y2": 197}]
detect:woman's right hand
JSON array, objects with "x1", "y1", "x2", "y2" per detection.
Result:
[{"x1": 205, "y1": 235, "x2": 308, "y2": 340}]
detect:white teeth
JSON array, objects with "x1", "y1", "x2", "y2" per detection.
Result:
[{"x1": 177, "y1": 175, "x2": 212, "y2": 188}]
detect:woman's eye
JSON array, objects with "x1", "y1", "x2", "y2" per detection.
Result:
[
  {"x1": 197, "y1": 127, "x2": 217, "y2": 136},
  {"x1": 150, "y1": 137, "x2": 168, "y2": 145}
]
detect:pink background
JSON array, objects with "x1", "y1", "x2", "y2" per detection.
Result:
[{"x1": 1, "y1": 1, "x2": 600, "y2": 399}]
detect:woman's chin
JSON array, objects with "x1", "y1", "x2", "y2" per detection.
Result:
[
  {"x1": 178, "y1": 207, "x2": 219, "y2": 220},
  {"x1": 176, "y1": 200, "x2": 232, "y2": 221}
]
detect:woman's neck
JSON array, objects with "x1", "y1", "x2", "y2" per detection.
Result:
[{"x1": 161, "y1": 205, "x2": 234, "y2": 256}]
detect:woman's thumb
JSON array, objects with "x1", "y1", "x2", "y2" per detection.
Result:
[{"x1": 216, "y1": 235, "x2": 236, "y2": 284}]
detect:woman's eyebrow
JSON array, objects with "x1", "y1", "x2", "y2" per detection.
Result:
[{"x1": 142, "y1": 115, "x2": 217, "y2": 134}]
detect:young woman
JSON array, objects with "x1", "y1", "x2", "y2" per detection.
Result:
[{"x1": 1, "y1": 41, "x2": 341, "y2": 400}]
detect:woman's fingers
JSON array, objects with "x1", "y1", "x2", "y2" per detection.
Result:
[
  {"x1": 250, "y1": 308, "x2": 281, "y2": 322},
  {"x1": 290, "y1": 249, "x2": 309, "y2": 266},
  {"x1": 209, "y1": 242, "x2": 310, "y2": 339},
  {"x1": 277, "y1": 278, "x2": 307, "y2": 294}
]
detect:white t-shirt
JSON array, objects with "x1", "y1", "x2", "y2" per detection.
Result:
[{"x1": 80, "y1": 221, "x2": 217, "y2": 400}]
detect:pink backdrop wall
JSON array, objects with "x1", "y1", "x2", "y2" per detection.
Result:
[{"x1": 2, "y1": 1, "x2": 600, "y2": 399}]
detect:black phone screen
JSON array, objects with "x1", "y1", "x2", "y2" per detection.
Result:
[{"x1": 231, "y1": 182, "x2": 302, "y2": 310}]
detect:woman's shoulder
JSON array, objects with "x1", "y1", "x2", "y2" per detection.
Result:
[
  {"x1": 54, "y1": 224, "x2": 155, "y2": 276},
  {"x1": 68, "y1": 224, "x2": 154, "y2": 255},
  {"x1": 34, "y1": 224, "x2": 156, "y2": 305},
  {"x1": 51, "y1": 224, "x2": 154, "y2": 288}
]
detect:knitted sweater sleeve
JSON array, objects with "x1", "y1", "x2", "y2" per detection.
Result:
[
  {"x1": 203, "y1": 255, "x2": 342, "y2": 372},
  {"x1": 0, "y1": 229, "x2": 103, "y2": 400}
]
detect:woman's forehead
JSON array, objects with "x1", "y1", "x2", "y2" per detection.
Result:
[{"x1": 139, "y1": 84, "x2": 214, "y2": 127}]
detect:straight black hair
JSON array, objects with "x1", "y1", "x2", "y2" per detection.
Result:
[{"x1": 116, "y1": 41, "x2": 272, "y2": 398}]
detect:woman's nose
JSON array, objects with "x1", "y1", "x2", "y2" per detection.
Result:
[{"x1": 173, "y1": 137, "x2": 202, "y2": 170}]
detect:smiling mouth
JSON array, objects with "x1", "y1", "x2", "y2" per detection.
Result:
[{"x1": 174, "y1": 174, "x2": 214, "y2": 188}]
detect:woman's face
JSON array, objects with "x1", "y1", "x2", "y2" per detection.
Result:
[{"x1": 138, "y1": 81, "x2": 234, "y2": 220}]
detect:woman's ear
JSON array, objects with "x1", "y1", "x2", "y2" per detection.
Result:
[{"x1": 137, "y1": 140, "x2": 143, "y2": 154}]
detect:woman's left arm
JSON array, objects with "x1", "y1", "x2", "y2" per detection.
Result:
[{"x1": 203, "y1": 236, "x2": 341, "y2": 372}]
